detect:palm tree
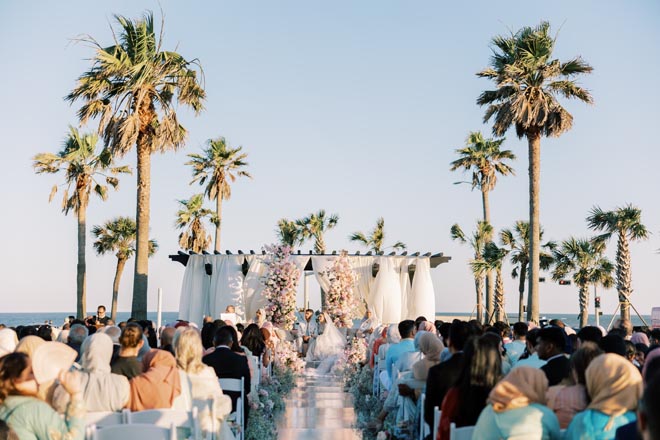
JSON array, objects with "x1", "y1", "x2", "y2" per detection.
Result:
[
  {"x1": 587, "y1": 205, "x2": 649, "y2": 321},
  {"x1": 92, "y1": 217, "x2": 158, "y2": 321},
  {"x1": 33, "y1": 126, "x2": 129, "y2": 318},
  {"x1": 477, "y1": 21, "x2": 593, "y2": 323},
  {"x1": 175, "y1": 194, "x2": 217, "y2": 253},
  {"x1": 349, "y1": 217, "x2": 406, "y2": 254},
  {"x1": 500, "y1": 221, "x2": 556, "y2": 322},
  {"x1": 472, "y1": 242, "x2": 509, "y2": 323},
  {"x1": 551, "y1": 238, "x2": 614, "y2": 328},
  {"x1": 67, "y1": 11, "x2": 205, "y2": 319},
  {"x1": 276, "y1": 219, "x2": 303, "y2": 248},
  {"x1": 187, "y1": 137, "x2": 252, "y2": 252},
  {"x1": 450, "y1": 131, "x2": 515, "y2": 321},
  {"x1": 296, "y1": 210, "x2": 339, "y2": 254},
  {"x1": 450, "y1": 221, "x2": 492, "y2": 323}
]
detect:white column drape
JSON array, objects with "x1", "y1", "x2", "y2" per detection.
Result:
[
  {"x1": 399, "y1": 256, "x2": 415, "y2": 320},
  {"x1": 371, "y1": 257, "x2": 402, "y2": 324},
  {"x1": 178, "y1": 255, "x2": 212, "y2": 323},
  {"x1": 310, "y1": 256, "x2": 336, "y2": 293},
  {"x1": 409, "y1": 257, "x2": 436, "y2": 320},
  {"x1": 243, "y1": 255, "x2": 268, "y2": 322},
  {"x1": 290, "y1": 255, "x2": 312, "y2": 275},
  {"x1": 349, "y1": 255, "x2": 376, "y2": 315},
  {"x1": 210, "y1": 255, "x2": 246, "y2": 321}
]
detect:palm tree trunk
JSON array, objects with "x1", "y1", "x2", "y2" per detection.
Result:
[
  {"x1": 475, "y1": 275, "x2": 484, "y2": 323},
  {"x1": 132, "y1": 137, "x2": 151, "y2": 320},
  {"x1": 526, "y1": 131, "x2": 541, "y2": 324},
  {"x1": 76, "y1": 206, "x2": 87, "y2": 319},
  {"x1": 214, "y1": 185, "x2": 222, "y2": 253},
  {"x1": 495, "y1": 269, "x2": 505, "y2": 322},
  {"x1": 111, "y1": 257, "x2": 127, "y2": 322},
  {"x1": 616, "y1": 232, "x2": 632, "y2": 322},
  {"x1": 482, "y1": 188, "x2": 495, "y2": 324},
  {"x1": 518, "y1": 263, "x2": 527, "y2": 322},
  {"x1": 578, "y1": 284, "x2": 589, "y2": 328}
]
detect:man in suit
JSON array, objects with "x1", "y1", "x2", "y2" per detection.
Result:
[
  {"x1": 294, "y1": 309, "x2": 318, "y2": 356},
  {"x1": 203, "y1": 326, "x2": 251, "y2": 420},
  {"x1": 537, "y1": 326, "x2": 570, "y2": 386},
  {"x1": 424, "y1": 320, "x2": 473, "y2": 435}
]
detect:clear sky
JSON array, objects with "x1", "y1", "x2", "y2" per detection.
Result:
[{"x1": 1, "y1": 1, "x2": 659, "y2": 318}]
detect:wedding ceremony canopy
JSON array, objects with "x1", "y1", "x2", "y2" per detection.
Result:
[{"x1": 170, "y1": 250, "x2": 451, "y2": 325}]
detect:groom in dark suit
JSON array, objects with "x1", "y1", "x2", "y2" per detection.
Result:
[
  {"x1": 203, "y1": 326, "x2": 251, "y2": 419},
  {"x1": 537, "y1": 326, "x2": 570, "y2": 386}
]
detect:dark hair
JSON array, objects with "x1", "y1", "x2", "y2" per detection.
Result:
[
  {"x1": 512, "y1": 322, "x2": 528, "y2": 338},
  {"x1": 98, "y1": 305, "x2": 106, "y2": 311},
  {"x1": 236, "y1": 323, "x2": 245, "y2": 334},
  {"x1": 241, "y1": 324, "x2": 266, "y2": 357},
  {"x1": 398, "y1": 320, "x2": 416, "y2": 339},
  {"x1": 644, "y1": 353, "x2": 660, "y2": 383},
  {"x1": 448, "y1": 321, "x2": 472, "y2": 351},
  {"x1": 650, "y1": 329, "x2": 660, "y2": 344},
  {"x1": 570, "y1": 342, "x2": 603, "y2": 386},
  {"x1": 468, "y1": 320, "x2": 484, "y2": 336},
  {"x1": 0, "y1": 353, "x2": 29, "y2": 403},
  {"x1": 599, "y1": 334, "x2": 626, "y2": 357},
  {"x1": 224, "y1": 326, "x2": 242, "y2": 353},
  {"x1": 641, "y1": 373, "x2": 660, "y2": 439},
  {"x1": 493, "y1": 321, "x2": 510, "y2": 339},
  {"x1": 577, "y1": 326, "x2": 602, "y2": 345},
  {"x1": 414, "y1": 316, "x2": 428, "y2": 329},
  {"x1": 438, "y1": 322, "x2": 452, "y2": 342},
  {"x1": 139, "y1": 320, "x2": 157, "y2": 348},
  {"x1": 623, "y1": 340, "x2": 636, "y2": 361},
  {"x1": 201, "y1": 323, "x2": 217, "y2": 350},
  {"x1": 538, "y1": 326, "x2": 567, "y2": 353},
  {"x1": 18, "y1": 326, "x2": 37, "y2": 339},
  {"x1": 549, "y1": 319, "x2": 565, "y2": 329},
  {"x1": 305, "y1": 309, "x2": 314, "y2": 314},
  {"x1": 37, "y1": 325, "x2": 53, "y2": 341},
  {"x1": 214, "y1": 326, "x2": 234, "y2": 347},
  {"x1": 119, "y1": 323, "x2": 143, "y2": 348},
  {"x1": 636, "y1": 343, "x2": 650, "y2": 356}
]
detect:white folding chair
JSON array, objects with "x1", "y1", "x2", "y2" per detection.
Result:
[
  {"x1": 432, "y1": 407, "x2": 441, "y2": 440},
  {"x1": 85, "y1": 410, "x2": 128, "y2": 427},
  {"x1": 219, "y1": 377, "x2": 245, "y2": 440},
  {"x1": 90, "y1": 423, "x2": 176, "y2": 440},
  {"x1": 251, "y1": 355, "x2": 261, "y2": 387},
  {"x1": 126, "y1": 408, "x2": 199, "y2": 440},
  {"x1": 419, "y1": 393, "x2": 428, "y2": 440},
  {"x1": 449, "y1": 422, "x2": 475, "y2": 440}
]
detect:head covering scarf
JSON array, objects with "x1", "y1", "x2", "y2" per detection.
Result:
[
  {"x1": 78, "y1": 333, "x2": 129, "y2": 411},
  {"x1": 586, "y1": 353, "x2": 643, "y2": 430},
  {"x1": 631, "y1": 332, "x2": 650, "y2": 347},
  {"x1": 414, "y1": 330, "x2": 427, "y2": 350},
  {"x1": 418, "y1": 321, "x2": 434, "y2": 333},
  {"x1": 488, "y1": 366, "x2": 549, "y2": 413},
  {"x1": 57, "y1": 329, "x2": 70, "y2": 343},
  {"x1": 128, "y1": 349, "x2": 181, "y2": 411},
  {"x1": 15, "y1": 335, "x2": 45, "y2": 357},
  {"x1": 137, "y1": 334, "x2": 151, "y2": 361},
  {"x1": 412, "y1": 333, "x2": 444, "y2": 380},
  {"x1": 386, "y1": 324, "x2": 401, "y2": 344},
  {"x1": 0, "y1": 328, "x2": 18, "y2": 356},
  {"x1": 642, "y1": 347, "x2": 660, "y2": 383}
]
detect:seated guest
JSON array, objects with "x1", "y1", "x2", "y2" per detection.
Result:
[
  {"x1": 547, "y1": 342, "x2": 603, "y2": 429},
  {"x1": 111, "y1": 322, "x2": 144, "y2": 379},
  {"x1": 424, "y1": 320, "x2": 471, "y2": 431},
  {"x1": 369, "y1": 326, "x2": 388, "y2": 369},
  {"x1": 241, "y1": 324, "x2": 270, "y2": 366},
  {"x1": 538, "y1": 326, "x2": 570, "y2": 386},
  {"x1": 577, "y1": 326, "x2": 603, "y2": 348},
  {"x1": 412, "y1": 332, "x2": 444, "y2": 381},
  {"x1": 203, "y1": 326, "x2": 251, "y2": 420},
  {"x1": 565, "y1": 353, "x2": 643, "y2": 440},
  {"x1": 636, "y1": 373, "x2": 660, "y2": 440},
  {"x1": 472, "y1": 367, "x2": 560, "y2": 439},
  {"x1": 437, "y1": 334, "x2": 502, "y2": 440},
  {"x1": 127, "y1": 349, "x2": 181, "y2": 411},
  {"x1": 159, "y1": 327, "x2": 176, "y2": 356},
  {"x1": 385, "y1": 320, "x2": 416, "y2": 379},
  {"x1": 649, "y1": 329, "x2": 660, "y2": 349},
  {"x1": 14, "y1": 336, "x2": 45, "y2": 358},
  {"x1": 601, "y1": 334, "x2": 627, "y2": 357},
  {"x1": 67, "y1": 324, "x2": 88, "y2": 361},
  {"x1": 504, "y1": 322, "x2": 528, "y2": 364},
  {"x1": 515, "y1": 327, "x2": 547, "y2": 369}
]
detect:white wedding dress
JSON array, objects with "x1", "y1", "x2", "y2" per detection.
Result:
[{"x1": 306, "y1": 313, "x2": 346, "y2": 374}]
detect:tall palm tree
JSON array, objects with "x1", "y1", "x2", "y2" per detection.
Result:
[
  {"x1": 500, "y1": 221, "x2": 556, "y2": 322},
  {"x1": 450, "y1": 221, "x2": 492, "y2": 323},
  {"x1": 552, "y1": 238, "x2": 614, "y2": 328},
  {"x1": 33, "y1": 126, "x2": 129, "y2": 318},
  {"x1": 450, "y1": 131, "x2": 515, "y2": 321},
  {"x1": 477, "y1": 21, "x2": 593, "y2": 323},
  {"x1": 276, "y1": 219, "x2": 303, "y2": 248},
  {"x1": 92, "y1": 217, "x2": 158, "y2": 321},
  {"x1": 296, "y1": 210, "x2": 339, "y2": 254},
  {"x1": 67, "y1": 11, "x2": 205, "y2": 319},
  {"x1": 472, "y1": 242, "x2": 509, "y2": 323},
  {"x1": 187, "y1": 137, "x2": 252, "y2": 252},
  {"x1": 587, "y1": 205, "x2": 649, "y2": 321},
  {"x1": 175, "y1": 194, "x2": 217, "y2": 254},
  {"x1": 349, "y1": 217, "x2": 406, "y2": 254}
]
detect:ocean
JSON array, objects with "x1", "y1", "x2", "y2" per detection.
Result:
[{"x1": 0, "y1": 311, "x2": 653, "y2": 329}]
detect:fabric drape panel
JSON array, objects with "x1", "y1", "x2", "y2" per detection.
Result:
[
  {"x1": 290, "y1": 255, "x2": 311, "y2": 275},
  {"x1": 371, "y1": 257, "x2": 402, "y2": 324},
  {"x1": 243, "y1": 255, "x2": 268, "y2": 321},
  {"x1": 399, "y1": 257, "x2": 414, "y2": 319},
  {"x1": 311, "y1": 256, "x2": 336, "y2": 292},
  {"x1": 211, "y1": 255, "x2": 246, "y2": 321},
  {"x1": 207, "y1": 256, "x2": 226, "y2": 319},
  {"x1": 349, "y1": 256, "x2": 376, "y2": 316},
  {"x1": 178, "y1": 255, "x2": 211, "y2": 322},
  {"x1": 409, "y1": 257, "x2": 435, "y2": 320}
]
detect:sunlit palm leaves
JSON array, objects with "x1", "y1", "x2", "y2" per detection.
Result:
[{"x1": 349, "y1": 217, "x2": 406, "y2": 254}]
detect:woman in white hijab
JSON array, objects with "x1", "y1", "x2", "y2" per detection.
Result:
[{"x1": 0, "y1": 329, "x2": 18, "y2": 356}]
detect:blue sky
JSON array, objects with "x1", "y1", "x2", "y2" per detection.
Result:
[{"x1": 1, "y1": 1, "x2": 659, "y2": 318}]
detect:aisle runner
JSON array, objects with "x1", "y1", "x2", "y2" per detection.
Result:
[{"x1": 277, "y1": 371, "x2": 361, "y2": 439}]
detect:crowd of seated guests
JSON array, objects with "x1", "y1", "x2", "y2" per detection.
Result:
[
  {"x1": 0, "y1": 306, "x2": 279, "y2": 440},
  {"x1": 362, "y1": 315, "x2": 660, "y2": 440}
]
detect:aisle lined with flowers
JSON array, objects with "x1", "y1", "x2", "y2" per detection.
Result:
[{"x1": 276, "y1": 371, "x2": 362, "y2": 439}]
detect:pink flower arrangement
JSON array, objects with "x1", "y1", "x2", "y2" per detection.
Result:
[
  {"x1": 274, "y1": 340, "x2": 305, "y2": 373},
  {"x1": 262, "y1": 244, "x2": 300, "y2": 330},
  {"x1": 323, "y1": 251, "x2": 359, "y2": 328}
]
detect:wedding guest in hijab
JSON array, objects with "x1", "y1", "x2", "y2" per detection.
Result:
[
  {"x1": 631, "y1": 332, "x2": 650, "y2": 347},
  {"x1": 0, "y1": 345, "x2": 84, "y2": 440},
  {"x1": 564, "y1": 353, "x2": 643, "y2": 440},
  {"x1": 398, "y1": 333, "x2": 444, "y2": 402},
  {"x1": 418, "y1": 320, "x2": 436, "y2": 335},
  {"x1": 472, "y1": 367, "x2": 560, "y2": 439},
  {"x1": 127, "y1": 349, "x2": 181, "y2": 411},
  {"x1": 357, "y1": 307, "x2": 379, "y2": 338},
  {"x1": 14, "y1": 336, "x2": 45, "y2": 358},
  {"x1": 0, "y1": 330, "x2": 17, "y2": 357}
]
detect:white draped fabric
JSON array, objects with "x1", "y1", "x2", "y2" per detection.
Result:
[
  {"x1": 408, "y1": 257, "x2": 435, "y2": 319},
  {"x1": 210, "y1": 255, "x2": 246, "y2": 321},
  {"x1": 290, "y1": 255, "x2": 312, "y2": 275},
  {"x1": 243, "y1": 255, "x2": 268, "y2": 322},
  {"x1": 178, "y1": 255, "x2": 212, "y2": 322},
  {"x1": 349, "y1": 256, "x2": 376, "y2": 315},
  {"x1": 371, "y1": 257, "x2": 402, "y2": 324},
  {"x1": 310, "y1": 256, "x2": 336, "y2": 293},
  {"x1": 399, "y1": 257, "x2": 415, "y2": 319}
]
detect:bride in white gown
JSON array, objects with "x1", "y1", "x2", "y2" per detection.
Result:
[{"x1": 306, "y1": 312, "x2": 346, "y2": 372}]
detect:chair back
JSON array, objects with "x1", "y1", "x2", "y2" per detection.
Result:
[
  {"x1": 126, "y1": 408, "x2": 199, "y2": 440},
  {"x1": 418, "y1": 393, "x2": 426, "y2": 440},
  {"x1": 449, "y1": 422, "x2": 475, "y2": 440},
  {"x1": 432, "y1": 407, "x2": 441, "y2": 440},
  {"x1": 219, "y1": 377, "x2": 245, "y2": 440},
  {"x1": 85, "y1": 410, "x2": 128, "y2": 427},
  {"x1": 251, "y1": 355, "x2": 260, "y2": 386},
  {"x1": 91, "y1": 423, "x2": 176, "y2": 440}
]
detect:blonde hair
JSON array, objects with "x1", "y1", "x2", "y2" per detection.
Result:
[{"x1": 173, "y1": 327, "x2": 205, "y2": 374}]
